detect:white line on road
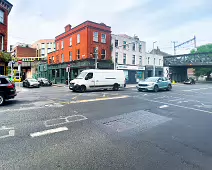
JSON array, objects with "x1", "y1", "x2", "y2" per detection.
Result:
[
  {"x1": 159, "y1": 105, "x2": 169, "y2": 108},
  {"x1": 142, "y1": 98, "x2": 212, "y2": 114},
  {"x1": 30, "y1": 127, "x2": 68, "y2": 138}
]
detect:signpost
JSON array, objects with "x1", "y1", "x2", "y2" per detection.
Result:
[
  {"x1": 18, "y1": 60, "x2": 22, "y2": 87},
  {"x1": 66, "y1": 64, "x2": 71, "y2": 87}
]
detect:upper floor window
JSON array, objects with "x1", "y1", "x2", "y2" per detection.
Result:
[
  {"x1": 132, "y1": 55, "x2": 135, "y2": 64},
  {"x1": 41, "y1": 43, "x2": 45, "y2": 49},
  {"x1": 47, "y1": 43, "x2": 52, "y2": 48},
  {"x1": 93, "y1": 32, "x2": 98, "y2": 42},
  {"x1": 159, "y1": 59, "x2": 161, "y2": 65},
  {"x1": 70, "y1": 51, "x2": 72, "y2": 61},
  {"x1": 70, "y1": 37, "x2": 72, "y2": 46},
  {"x1": 101, "y1": 49, "x2": 106, "y2": 60},
  {"x1": 115, "y1": 40, "x2": 119, "y2": 48},
  {"x1": 132, "y1": 43, "x2": 136, "y2": 51},
  {"x1": 115, "y1": 52, "x2": 118, "y2": 64},
  {"x1": 123, "y1": 53, "x2": 126, "y2": 64},
  {"x1": 148, "y1": 57, "x2": 150, "y2": 64},
  {"x1": 77, "y1": 49, "x2": 80, "y2": 60},
  {"x1": 101, "y1": 34, "x2": 106, "y2": 43},
  {"x1": 47, "y1": 49, "x2": 51, "y2": 53},
  {"x1": 139, "y1": 56, "x2": 142, "y2": 65},
  {"x1": 0, "y1": 10, "x2": 4, "y2": 24},
  {"x1": 123, "y1": 41, "x2": 127, "y2": 50},
  {"x1": 61, "y1": 41, "x2": 64, "y2": 49},
  {"x1": 139, "y1": 44, "x2": 142, "y2": 52},
  {"x1": 77, "y1": 34, "x2": 80, "y2": 44},
  {"x1": 61, "y1": 54, "x2": 64, "y2": 62},
  {"x1": 41, "y1": 49, "x2": 45, "y2": 55}
]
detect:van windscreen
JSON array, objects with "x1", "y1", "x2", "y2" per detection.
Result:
[{"x1": 76, "y1": 72, "x2": 88, "y2": 79}]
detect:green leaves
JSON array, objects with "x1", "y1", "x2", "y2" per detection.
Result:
[{"x1": 0, "y1": 52, "x2": 12, "y2": 62}]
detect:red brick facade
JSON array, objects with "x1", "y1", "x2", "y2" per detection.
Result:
[
  {"x1": 48, "y1": 21, "x2": 112, "y2": 64},
  {"x1": 13, "y1": 46, "x2": 36, "y2": 58}
]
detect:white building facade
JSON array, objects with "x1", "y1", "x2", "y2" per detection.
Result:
[{"x1": 111, "y1": 34, "x2": 146, "y2": 83}]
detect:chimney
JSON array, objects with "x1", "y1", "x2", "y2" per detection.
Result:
[{"x1": 65, "y1": 24, "x2": 72, "y2": 32}]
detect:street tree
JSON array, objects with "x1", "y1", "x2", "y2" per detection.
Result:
[
  {"x1": 190, "y1": 44, "x2": 212, "y2": 79},
  {"x1": 0, "y1": 52, "x2": 12, "y2": 62}
]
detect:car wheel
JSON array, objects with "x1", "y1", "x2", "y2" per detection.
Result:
[
  {"x1": 113, "y1": 84, "x2": 119, "y2": 91},
  {"x1": 80, "y1": 85, "x2": 86, "y2": 93},
  {"x1": 154, "y1": 85, "x2": 159, "y2": 92},
  {"x1": 167, "y1": 84, "x2": 172, "y2": 91},
  {"x1": 0, "y1": 94, "x2": 5, "y2": 106}
]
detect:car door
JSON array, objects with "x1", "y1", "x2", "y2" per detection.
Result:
[
  {"x1": 85, "y1": 72, "x2": 95, "y2": 89},
  {"x1": 157, "y1": 78, "x2": 163, "y2": 89},
  {"x1": 162, "y1": 77, "x2": 168, "y2": 89}
]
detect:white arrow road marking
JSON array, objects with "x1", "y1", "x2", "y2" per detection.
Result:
[
  {"x1": 30, "y1": 127, "x2": 68, "y2": 138},
  {"x1": 0, "y1": 126, "x2": 15, "y2": 139}
]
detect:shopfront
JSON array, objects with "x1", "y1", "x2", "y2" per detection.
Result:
[{"x1": 116, "y1": 65, "x2": 145, "y2": 84}]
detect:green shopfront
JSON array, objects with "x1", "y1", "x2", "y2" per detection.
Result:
[{"x1": 37, "y1": 59, "x2": 113, "y2": 84}]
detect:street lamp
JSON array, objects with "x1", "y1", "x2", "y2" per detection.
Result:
[{"x1": 153, "y1": 41, "x2": 157, "y2": 77}]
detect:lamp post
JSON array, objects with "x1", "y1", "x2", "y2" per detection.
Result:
[{"x1": 153, "y1": 41, "x2": 157, "y2": 77}]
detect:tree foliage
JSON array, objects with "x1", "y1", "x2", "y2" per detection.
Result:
[
  {"x1": 190, "y1": 44, "x2": 212, "y2": 78},
  {"x1": 0, "y1": 52, "x2": 12, "y2": 62}
]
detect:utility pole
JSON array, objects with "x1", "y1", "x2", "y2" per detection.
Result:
[
  {"x1": 153, "y1": 41, "x2": 157, "y2": 77},
  {"x1": 171, "y1": 41, "x2": 178, "y2": 55},
  {"x1": 94, "y1": 47, "x2": 98, "y2": 69}
]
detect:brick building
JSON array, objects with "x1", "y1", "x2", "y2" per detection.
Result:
[
  {"x1": 0, "y1": 0, "x2": 12, "y2": 75},
  {"x1": 45, "y1": 21, "x2": 113, "y2": 83}
]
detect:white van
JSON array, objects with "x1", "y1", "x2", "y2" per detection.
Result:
[{"x1": 69, "y1": 69, "x2": 126, "y2": 92}]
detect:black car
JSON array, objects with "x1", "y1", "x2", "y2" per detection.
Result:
[
  {"x1": 0, "y1": 75, "x2": 17, "y2": 106},
  {"x1": 37, "y1": 78, "x2": 52, "y2": 86},
  {"x1": 184, "y1": 78, "x2": 196, "y2": 84}
]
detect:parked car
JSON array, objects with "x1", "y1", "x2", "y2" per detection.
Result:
[
  {"x1": 69, "y1": 69, "x2": 125, "y2": 92},
  {"x1": 0, "y1": 75, "x2": 17, "y2": 106},
  {"x1": 184, "y1": 78, "x2": 196, "y2": 84},
  {"x1": 137, "y1": 77, "x2": 172, "y2": 92},
  {"x1": 23, "y1": 78, "x2": 40, "y2": 88},
  {"x1": 37, "y1": 78, "x2": 52, "y2": 86}
]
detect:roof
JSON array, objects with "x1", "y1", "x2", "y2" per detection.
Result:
[
  {"x1": 0, "y1": 0, "x2": 13, "y2": 13},
  {"x1": 150, "y1": 47, "x2": 171, "y2": 56}
]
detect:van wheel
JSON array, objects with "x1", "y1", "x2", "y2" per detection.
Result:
[
  {"x1": 0, "y1": 94, "x2": 5, "y2": 106},
  {"x1": 113, "y1": 84, "x2": 119, "y2": 91},
  {"x1": 80, "y1": 85, "x2": 86, "y2": 93}
]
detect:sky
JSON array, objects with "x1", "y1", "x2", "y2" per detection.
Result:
[{"x1": 8, "y1": 0, "x2": 212, "y2": 55}]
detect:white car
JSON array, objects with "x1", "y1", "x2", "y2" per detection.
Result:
[
  {"x1": 69, "y1": 69, "x2": 125, "y2": 92},
  {"x1": 23, "y1": 78, "x2": 40, "y2": 88}
]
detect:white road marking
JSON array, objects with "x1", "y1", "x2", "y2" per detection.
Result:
[
  {"x1": 142, "y1": 98, "x2": 212, "y2": 114},
  {"x1": 44, "y1": 115, "x2": 88, "y2": 127},
  {"x1": 0, "y1": 126, "x2": 15, "y2": 139},
  {"x1": 159, "y1": 105, "x2": 169, "y2": 108},
  {"x1": 30, "y1": 127, "x2": 68, "y2": 138}
]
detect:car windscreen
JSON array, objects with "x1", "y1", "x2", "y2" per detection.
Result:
[
  {"x1": 144, "y1": 77, "x2": 158, "y2": 82},
  {"x1": 76, "y1": 72, "x2": 88, "y2": 79},
  {"x1": 28, "y1": 79, "x2": 37, "y2": 82}
]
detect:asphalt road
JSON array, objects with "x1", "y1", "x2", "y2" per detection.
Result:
[{"x1": 1, "y1": 83, "x2": 212, "y2": 169}]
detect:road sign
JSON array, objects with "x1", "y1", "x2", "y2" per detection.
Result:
[
  {"x1": 18, "y1": 60, "x2": 22, "y2": 65},
  {"x1": 68, "y1": 64, "x2": 70, "y2": 67},
  {"x1": 66, "y1": 67, "x2": 70, "y2": 72}
]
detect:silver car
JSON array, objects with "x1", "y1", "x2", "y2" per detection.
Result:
[
  {"x1": 137, "y1": 77, "x2": 172, "y2": 92},
  {"x1": 23, "y1": 78, "x2": 40, "y2": 88}
]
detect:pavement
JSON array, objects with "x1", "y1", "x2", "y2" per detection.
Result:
[{"x1": 1, "y1": 83, "x2": 212, "y2": 169}]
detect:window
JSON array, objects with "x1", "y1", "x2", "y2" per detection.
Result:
[
  {"x1": 115, "y1": 40, "x2": 118, "y2": 47},
  {"x1": 123, "y1": 41, "x2": 126, "y2": 50},
  {"x1": 62, "y1": 69, "x2": 65, "y2": 77},
  {"x1": 47, "y1": 43, "x2": 51, "y2": 48},
  {"x1": 93, "y1": 32, "x2": 98, "y2": 42},
  {"x1": 61, "y1": 41, "x2": 64, "y2": 49},
  {"x1": 139, "y1": 44, "x2": 142, "y2": 52},
  {"x1": 0, "y1": 35, "x2": 4, "y2": 51},
  {"x1": 47, "y1": 49, "x2": 51, "y2": 53},
  {"x1": 123, "y1": 53, "x2": 126, "y2": 64},
  {"x1": 69, "y1": 51, "x2": 72, "y2": 61},
  {"x1": 85, "y1": 73, "x2": 93, "y2": 80},
  {"x1": 41, "y1": 49, "x2": 45, "y2": 55},
  {"x1": 56, "y1": 43, "x2": 59, "y2": 50},
  {"x1": 159, "y1": 59, "x2": 161, "y2": 65},
  {"x1": 101, "y1": 49, "x2": 106, "y2": 59},
  {"x1": 53, "y1": 42, "x2": 56, "y2": 49},
  {"x1": 70, "y1": 37, "x2": 72, "y2": 46},
  {"x1": 41, "y1": 43, "x2": 45, "y2": 49},
  {"x1": 101, "y1": 34, "x2": 106, "y2": 43},
  {"x1": 132, "y1": 43, "x2": 136, "y2": 51},
  {"x1": 115, "y1": 52, "x2": 118, "y2": 64},
  {"x1": 0, "y1": 10, "x2": 4, "y2": 23},
  {"x1": 148, "y1": 57, "x2": 150, "y2": 64},
  {"x1": 56, "y1": 69, "x2": 59, "y2": 77},
  {"x1": 77, "y1": 49, "x2": 80, "y2": 60},
  {"x1": 139, "y1": 56, "x2": 142, "y2": 65},
  {"x1": 61, "y1": 54, "x2": 64, "y2": 62},
  {"x1": 77, "y1": 34, "x2": 80, "y2": 44},
  {"x1": 132, "y1": 55, "x2": 135, "y2": 65}
]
